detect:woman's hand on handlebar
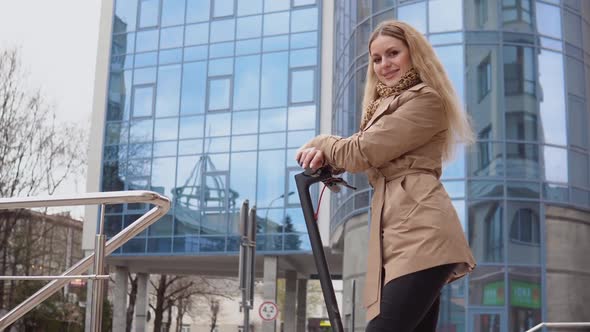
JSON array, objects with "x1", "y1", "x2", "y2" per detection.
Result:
[{"x1": 296, "y1": 147, "x2": 325, "y2": 171}]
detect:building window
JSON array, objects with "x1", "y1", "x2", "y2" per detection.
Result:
[
  {"x1": 476, "y1": 0, "x2": 488, "y2": 27},
  {"x1": 485, "y1": 204, "x2": 503, "y2": 262},
  {"x1": 207, "y1": 77, "x2": 232, "y2": 111},
  {"x1": 212, "y1": 0, "x2": 235, "y2": 18},
  {"x1": 510, "y1": 208, "x2": 540, "y2": 244},
  {"x1": 290, "y1": 68, "x2": 315, "y2": 104},
  {"x1": 132, "y1": 85, "x2": 155, "y2": 118},
  {"x1": 477, "y1": 126, "x2": 492, "y2": 170},
  {"x1": 139, "y1": 0, "x2": 160, "y2": 29},
  {"x1": 502, "y1": 0, "x2": 532, "y2": 24},
  {"x1": 503, "y1": 46, "x2": 536, "y2": 95},
  {"x1": 505, "y1": 111, "x2": 538, "y2": 141},
  {"x1": 477, "y1": 55, "x2": 492, "y2": 102}
]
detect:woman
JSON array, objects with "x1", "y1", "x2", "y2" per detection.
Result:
[{"x1": 296, "y1": 20, "x2": 476, "y2": 332}]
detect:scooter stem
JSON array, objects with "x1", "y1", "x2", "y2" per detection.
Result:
[{"x1": 295, "y1": 167, "x2": 344, "y2": 332}]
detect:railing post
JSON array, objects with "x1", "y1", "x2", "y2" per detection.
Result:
[{"x1": 90, "y1": 204, "x2": 106, "y2": 332}]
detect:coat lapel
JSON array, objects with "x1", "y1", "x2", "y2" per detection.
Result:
[{"x1": 362, "y1": 83, "x2": 427, "y2": 131}]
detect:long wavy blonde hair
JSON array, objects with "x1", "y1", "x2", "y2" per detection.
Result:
[{"x1": 362, "y1": 20, "x2": 474, "y2": 161}]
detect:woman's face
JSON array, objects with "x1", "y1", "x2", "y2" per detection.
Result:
[{"x1": 370, "y1": 34, "x2": 412, "y2": 87}]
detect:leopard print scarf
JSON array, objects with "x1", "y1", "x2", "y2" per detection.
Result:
[{"x1": 360, "y1": 67, "x2": 422, "y2": 130}]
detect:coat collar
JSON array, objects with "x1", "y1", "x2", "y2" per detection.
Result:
[{"x1": 362, "y1": 82, "x2": 427, "y2": 131}]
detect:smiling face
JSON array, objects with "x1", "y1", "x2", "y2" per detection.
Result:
[{"x1": 370, "y1": 34, "x2": 412, "y2": 87}]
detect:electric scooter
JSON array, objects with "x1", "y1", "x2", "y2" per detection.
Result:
[{"x1": 295, "y1": 166, "x2": 356, "y2": 332}]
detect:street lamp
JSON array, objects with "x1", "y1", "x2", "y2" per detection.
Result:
[{"x1": 264, "y1": 191, "x2": 295, "y2": 225}]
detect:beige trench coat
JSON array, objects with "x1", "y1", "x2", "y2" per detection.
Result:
[{"x1": 303, "y1": 83, "x2": 476, "y2": 321}]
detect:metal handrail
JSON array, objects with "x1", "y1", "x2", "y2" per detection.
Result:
[
  {"x1": 0, "y1": 190, "x2": 170, "y2": 331},
  {"x1": 526, "y1": 322, "x2": 590, "y2": 332}
]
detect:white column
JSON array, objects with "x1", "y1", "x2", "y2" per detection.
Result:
[
  {"x1": 135, "y1": 273, "x2": 149, "y2": 332},
  {"x1": 112, "y1": 266, "x2": 129, "y2": 332},
  {"x1": 262, "y1": 256, "x2": 278, "y2": 332},
  {"x1": 283, "y1": 270, "x2": 297, "y2": 332},
  {"x1": 296, "y1": 278, "x2": 308, "y2": 332}
]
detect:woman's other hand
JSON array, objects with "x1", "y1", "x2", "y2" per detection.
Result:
[{"x1": 295, "y1": 147, "x2": 325, "y2": 171}]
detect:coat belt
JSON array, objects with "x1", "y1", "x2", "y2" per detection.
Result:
[{"x1": 363, "y1": 168, "x2": 437, "y2": 308}]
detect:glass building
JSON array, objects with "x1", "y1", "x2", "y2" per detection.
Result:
[
  {"x1": 102, "y1": 0, "x2": 322, "y2": 256},
  {"x1": 331, "y1": 1, "x2": 590, "y2": 331},
  {"x1": 86, "y1": 0, "x2": 590, "y2": 331}
]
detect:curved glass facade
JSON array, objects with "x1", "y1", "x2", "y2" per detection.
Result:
[
  {"x1": 333, "y1": 1, "x2": 590, "y2": 331},
  {"x1": 102, "y1": 0, "x2": 322, "y2": 255}
]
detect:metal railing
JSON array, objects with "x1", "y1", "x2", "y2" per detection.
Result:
[
  {"x1": 526, "y1": 322, "x2": 590, "y2": 332},
  {"x1": 0, "y1": 190, "x2": 170, "y2": 331}
]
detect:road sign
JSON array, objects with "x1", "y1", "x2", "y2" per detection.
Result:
[{"x1": 258, "y1": 301, "x2": 279, "y2": 321}]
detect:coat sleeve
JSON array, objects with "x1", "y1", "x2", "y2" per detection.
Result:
[{"x1": 304, "y1": 90, "x2": 446, "y2": 173}]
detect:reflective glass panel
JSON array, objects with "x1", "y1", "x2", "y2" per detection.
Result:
[
  {"x1": 159, "y1": 48, "x2": 182, "y2": 64},
  {"x1": 290, "y1": 48, "x2": 317, "y2": 68},
  {"x1": 232, "y1": 111, "x2": 259, "y2": 135},
  {"x1": 538, "y1": 50, "x2": 566, "y2": 146},
  {"x1": 208, "y1": 58, "x2": 233, "y2": 76},
  {"x1": 469, "y1": 200, "x2": 504, "y2": 263},
  {"x1": 291, "y1": 31, "x2": 317, "y2": 49},
  {"x1": 230, "y1": 151, "x2": 257, "y2": 208},
  {"x1": 467, "y1": 142, "x2": 504, "y2": 177},
  {"x1": 468, "y1": 180, "x2": 504, "y2": 198},
  {"x1": 237, "y1": 15, "x2": 262, "y2": 39},
  {"x1": 160, "y1": 26, "x2": 183, "y2": 49},
  {"x1": 179, "y1": 115, "x2": 204, "y2": 139},
  {"x1": 186, "y1": 0, "x2": 210, "y2": 23},
  {"x1": 568, "y1": 97, "x2": 587, "y2": 150},
  {"x1": 442, "y1": 145, "x2": 466, "y2": 179},
  {"x1": 260, "y1": 108, "x2": 287, "y2": 132},
  {"x1": 536, "y1": 2, "x2": 562, "y2": 38},
  {"x1": 259, "y1": 132, "x2": 286, "y2": 149},
  {"x1": 154, "y1": 118, "x2": 178, "y2": 141},
  {"x1": 153, "y1": 141, "x2": 177, "y2": 157},
  {"x1": 261, "y1": 52, "x2": 288, "y2": 108},
  {"x1": 151, "y1": 157, "x2": 177, "y2": 197},
  {"x1": 543, "y1": 146, "x2": 568, "y2": 183},
  {"x1": 136, "y1": 29, "x2": 159, "y2": 52},
  {"x1": 210, "y1": 19, "x2": 235, "y2": 43},
  {"x1": 464, "y1": 0, "x2": 499, "y2": 30},
  {"x1": 236, "y1": 39, "x2": 261, "y2": 55},
  {"x1": 508, "y1": 267, "x2": 542, "y2": 331},
  {"x1": 185, "y1": 23, "x2": 209, "y2": 45},
  {"x1": 105, "y1": 122, "x2": 128, "y2": 145},
  {"x1": 139, "y1": 0, "x2": 159, "y2": 28},
  {"x1": 264, "y1": 0, "x2": 289, "y2": 12},
  {"x1": 114, "y1": 0, "x2": 137, "y2": 33},
  {"x1": 155, "y1": 65, "x2": 181, "y2": 117},
  {"x1": 213, "y1": 0, "x2": 235, "y2": 17},
  {"x1": 257, "y1": 150, "x2": 286, "y2": 207},
  {"x1": 135, "y1": 51, "x2": 158, "y2": 67},
  {"x1": 161, "y1": 0, "x2": 185, "y2": 26},
  {"x1": 134, "y1": 67, "x2": 156, "y2": 85},
  {"x1": 234, "y1": 55, "x2": 261, "y2": 110},
  {"x1": 290, "y1": 69, "x2": 315, "y2": 103},
  {"x1": 397, "y1": 2, "x2": 426, "y2": 34},
  {"x1": 434, "y1": 45, "x2": 464, "y2": 101},
  {"x1": 469, "y1": 265, "x2": 505, "y2": 306},
  {"x1": 112, "y1": 33, "x2": 135, "y2": 55},
  {"x1": 429, "y1": 0, "x2": 462, "y2": 32},
  {"x1": 129, "y1": 119, "x2": 154, "y2": 143},
  {"x1": 181, "y1": 62, "x2": 207, "y2": 114},
  {"x1": 238, "y1": 0, "x2": 262, "y2": 16},
  {"x1": 208, "y1": 78, "x2": 231, "y2": 111},
  {"x1": 178, "y1": 139, "x2": 203, "y2": 155},
  {"x1": 287, "y1": 130, "x2": 314, "y2": 148},
  {"x1": 149, "y1": 214, "x2": 173, "y2": 236},
  {"x1": 132, "y1": 85, "x2": 154, "y2": 118},
  {"x1": 184, "y1": 45, "x2": 208, "y2": 61},
  {"x1": 507, "y1": 181, "x2": 540, "y2": 199},
  {"x1": 206, "y1": 112, "x2": 231, "y2": 136},
  {"x1": 263, "y1": 35, "x2": 289, "y2": 52},
  {"x1": 231, "y1": 135, "x2": 257, "y2": 151},
  {"x1": 264, "y1": 12, "x2": 290, "y2": 36},
  {"x1": 291, "y1": 7, "x2": 318, "y2": 33},
  {"x1": 505, "y1": 143, "x2": 539, "y2": 179},
  {"x1": 288, "y1": 105, "x2": 316, "y2": 130},
  {"x1": 507, "y1": 202, "x2": 541, "y2": 264},
  {"x1": 569, "y1": 150, "x2": 589, "y2": 188}
]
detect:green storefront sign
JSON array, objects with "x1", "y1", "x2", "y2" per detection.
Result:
[{"x1": 483, "y1": 280, "x2": 540, "y2": 309}]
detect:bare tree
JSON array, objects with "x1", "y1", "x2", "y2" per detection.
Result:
[
  {"x1": 0, "y1": 48, "x2": 87, "y2": 328},
  {"x1": 125, "y1": 273, "x2": 138, "y2": 332},
  {"x1": 208, "y1": 297, "x2": 220, "y2": 332}
]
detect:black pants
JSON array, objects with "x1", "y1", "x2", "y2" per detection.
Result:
[{"x1": 365, "y1": 263, "x2": 456, "y2": 332}]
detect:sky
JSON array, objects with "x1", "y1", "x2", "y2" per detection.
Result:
[{"x1": 0, "y1": 0, "x2": 102, "y2": 217}]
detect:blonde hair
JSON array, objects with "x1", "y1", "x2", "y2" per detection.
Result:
[{"x1": 362, "y1": 20, "x2": 474, "y2": 161}]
